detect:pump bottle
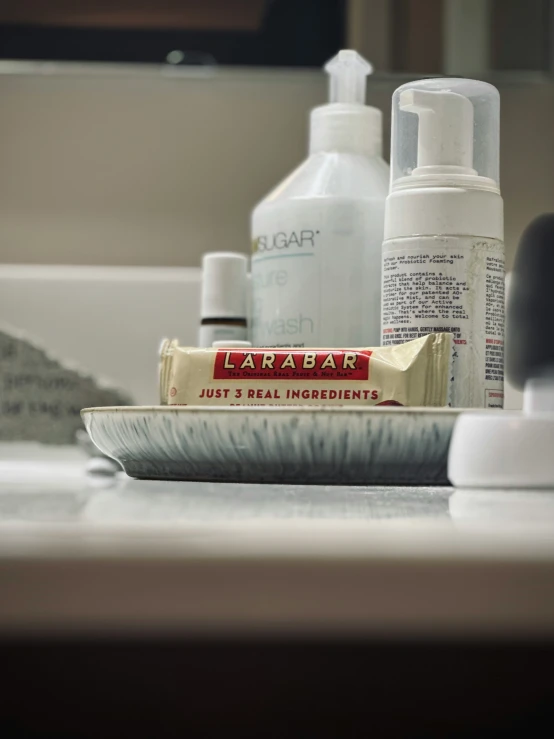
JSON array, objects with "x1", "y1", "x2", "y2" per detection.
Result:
[
  {"x1": 251, "y1": 50, "x2": 389, "y2": 348},
  {"x1": 381, "y1": 79, "x2": 504, "y2": 408}
]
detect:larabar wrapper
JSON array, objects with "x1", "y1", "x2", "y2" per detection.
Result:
[{"x1": 160, "y1": 333, "x2": 453, "y2": 407}]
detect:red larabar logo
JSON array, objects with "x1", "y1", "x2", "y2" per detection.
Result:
[{"x1": 213, "y1": 350, "x2": 371, "y2": 380}]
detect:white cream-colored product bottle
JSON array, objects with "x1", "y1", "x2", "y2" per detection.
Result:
[
  {"x1": 381, "y1": 79, "x2": 504, "y2": 408},
  {"x1": 251, "y1": 50, "x2": 389, "y2": 348}
]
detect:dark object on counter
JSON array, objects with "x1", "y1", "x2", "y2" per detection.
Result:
[
  {"x1": 506, "y1": 213, "x2": 554, "y2": 388},
  {"x1": 449, "y1": 212, "x2": 554, "y2": 489}
]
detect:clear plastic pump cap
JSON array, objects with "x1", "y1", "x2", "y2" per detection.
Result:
[{"x1": 390, "y1": 78, "x2": 500, "y2": 193}]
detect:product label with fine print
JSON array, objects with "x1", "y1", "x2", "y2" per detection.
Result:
[{"x1": 381, "y1": 236, "x2": 504, "y2": 408}]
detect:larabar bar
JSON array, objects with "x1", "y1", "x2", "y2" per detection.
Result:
[{"x1": 160, "y1": 333, "x2": 453, "y2": 407}]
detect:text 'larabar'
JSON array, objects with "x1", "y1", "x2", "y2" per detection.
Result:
[{"x1": 213, "y1": 350, "x2": 371, "y2": 380}]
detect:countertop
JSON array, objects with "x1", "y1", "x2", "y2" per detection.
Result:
[{"x1": 1, "y1": 443, "x2": 554, "y2": 638}]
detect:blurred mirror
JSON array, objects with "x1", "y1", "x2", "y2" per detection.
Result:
[{"x1": 0, "y1": 0, "x2": 552, "y2": 75}]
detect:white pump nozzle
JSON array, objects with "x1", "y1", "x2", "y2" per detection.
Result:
[
  {"x1": 309, "y1": 49, "x2": 381, "y2": 156},
  {"x1": 399, "y1": 88, "x2": 476, "y2": 176},
  {"x1": 325, "y1": 49, "x2": 372, "y2": 105}
]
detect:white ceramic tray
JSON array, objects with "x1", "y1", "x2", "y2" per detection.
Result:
[{"x1": 82, "y1": 406, "x2": 459, "y2": 486}]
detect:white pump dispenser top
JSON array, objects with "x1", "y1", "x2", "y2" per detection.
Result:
[
  {"x1": 309, "y1": 49, "x2": 382, "y2": 157},
  {"x1": 385, "y1": 77, "x2": 503, "y2": 244},
  {"x1": 399, "y1": 89, "x2": 476, "y2": 176},
  {"x1": 390, "y1": 78, "x2": 500, "y2": 194}
]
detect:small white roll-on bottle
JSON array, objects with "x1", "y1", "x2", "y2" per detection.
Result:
[
  {"x1": 198, "y1": 252, "x2": 248, "y2": 347},
  {"x1": 211, "y1": 340, "x2": 252, "y2": 348}
]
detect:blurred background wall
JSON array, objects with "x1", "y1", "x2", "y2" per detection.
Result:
[
  {"x1": 0, "y1": 67, "x2": 552, "y2": 270},
  {"x1": 0, "y1": 0, "x2": 553, "y2": 271}
]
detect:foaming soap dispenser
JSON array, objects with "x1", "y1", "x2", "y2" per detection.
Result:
[
  {"x1": 381, "y1": 79, "x2": 504, "y2": 408},
  {"x1": 449, "y1": 214, "x2": 554, "y2": 490},
  {"x1": 251, "y1": 50, "x2": 389, "y2": 348}
]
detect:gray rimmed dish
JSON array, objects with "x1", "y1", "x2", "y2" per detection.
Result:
[{"x1": 82, "y1": 406, "x2": 459, "y2": 486}]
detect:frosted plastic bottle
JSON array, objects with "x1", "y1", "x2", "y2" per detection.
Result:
[
  {"x1": 251, "y1": 50, "x2": 389, "y2": 348},
  {"x1": 381, "y1": 79, "x2": 504, "y2": 408}
]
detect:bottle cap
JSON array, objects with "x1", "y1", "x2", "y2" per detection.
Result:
[
  {"x1": 390, "y1": 78, "x2": 500, "y2": 193},
  {"x1": 309, "y1": 49, "x2": 382, "y2": 157},
  {"x1": 212, "y1": 340, "x2": 252, "y2": 348},
  {"x1": 326, "y1": 49, "x2": 372, "y2": 105},
  {"x1": 200, "y1": 252, "x2": 248, "y2": 320}
]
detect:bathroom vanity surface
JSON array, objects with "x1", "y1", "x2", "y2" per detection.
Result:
[{"x1": 1, "y1": 444, "x2": 553, "y2": 637}]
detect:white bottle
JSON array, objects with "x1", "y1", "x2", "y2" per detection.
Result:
[
  {"x1": 381, "y1": 79, "x2": 504, "y2": 408},
  {"x1": 198, "y1": 252, "x2": 248, "y2": 347},
  {"x1": 251, "y1": 50, "x2": 389, "y2": 348},
  {"x1": 212, "y1": 340, "x2": 252, "y2": 348}
]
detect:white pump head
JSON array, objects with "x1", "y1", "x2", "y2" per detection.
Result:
[
  {"x1": 390, "y1": 78, "x2": 500, "y2": 192},
  {"x1": 325, "y1": 49, "x2": 372, "y2": 105},
  {"x1": 309, "y1": 49, "x2": 382, "y2": 157},
  {"x1": 399, "y1": 88, "x2": 475, "y2": 176}
]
